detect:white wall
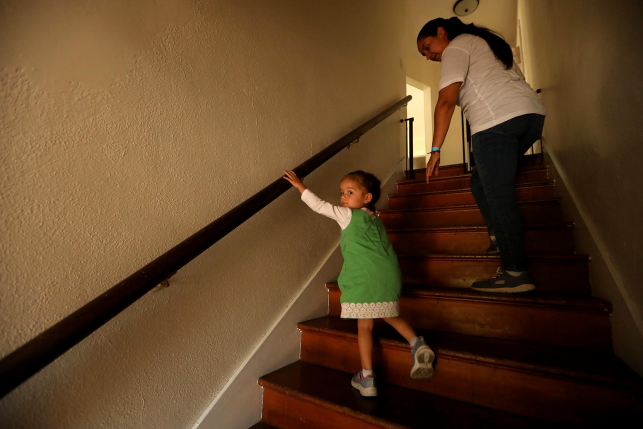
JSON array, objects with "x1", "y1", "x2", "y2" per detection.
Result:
[
  {"x1": 405, "y1": 83, "x2": 428, "y2": 168},
  {"x1": 0, "y1": 1, "x2": 406, "y2": 427},
  {"x1": 518, "y1": 0, "x2": 643, "y2": 375}
]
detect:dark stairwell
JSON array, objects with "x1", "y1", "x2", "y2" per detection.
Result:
[{"x1": 251, "y1": 158, "x2": 643, "y2": 428}]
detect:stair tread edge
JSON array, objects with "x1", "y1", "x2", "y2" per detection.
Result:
[
  {"x1": 298, "y1": 317, "x2": 642, "y2": 390},
  {"x1": 325, "y1": 283, "x2": 611, "y2": 310}
]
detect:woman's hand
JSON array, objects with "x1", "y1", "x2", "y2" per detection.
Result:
[
  {"x1": 426, "y1": 82, "x2": 461, "y2": 183},
  {"x1": 283, "y1": 170, "x2": 307, "y2": 194},
  {"x1": 426, "y1": 152, "x2": 441, "y2": 183}
]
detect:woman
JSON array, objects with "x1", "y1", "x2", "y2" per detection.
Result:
[{"x1": 417, "y1": 17, "x2": 546, "y2": 293}]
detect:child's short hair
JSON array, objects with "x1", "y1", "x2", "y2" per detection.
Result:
[{"x1": 344, "y1": 170, "x2": 381, "y2": 212}]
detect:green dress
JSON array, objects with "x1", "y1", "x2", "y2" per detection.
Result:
[{"x1": 338, "y1": 209, "x2": 402, "y2": 319}]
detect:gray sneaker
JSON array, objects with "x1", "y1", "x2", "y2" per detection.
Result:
[
  {"x1": 471, "y1": 268, "x2": 536, "y2": 293},
  {"x1": 351, "y1": 371, "x2": 377, "y2": 397},
  {"x1": 410, "y1": 336, "x2": 435, "y2": 379}
]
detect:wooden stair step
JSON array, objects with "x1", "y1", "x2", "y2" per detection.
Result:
[
  {"x1": 300, "y1": 317, "x2": 639, "y2": 389},
  {"x1": 388, "y1": 222, "x2": 575, "y2": 255},
  {"x1": 379, "y1": 199, "x2": 564, "y2": 229},
  {"x1": 404, "y1": 154, "x2": 543, "y2": 179},
  {"x1": 397, "y1": 253, "x2": 590, "y2": 294},
  {"x1": 259, "y1": 360, "x2": 559, "y2": 429},
  {"x1": 298, "y1": 317, "x2": 643, "y2": 425},
  {"x1": 388, "y1": 181, "x2": 555, "y2": 210},
  {"x1": 406, "y1": 163, "x2": 466, "y2": 179},
  {"x1": 397, "y1": 166, "x2": 548, "y2": 194},
  {"x1": 327, "y1": 283, "x2": 611, "y2": 350},
  {"x1": 404, "y1": 155, "x2": 544, "y2": 181}
]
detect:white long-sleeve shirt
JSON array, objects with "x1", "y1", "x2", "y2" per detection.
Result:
[{"x1": 301, "y1": 189, "x2": 375, "y2": 230}]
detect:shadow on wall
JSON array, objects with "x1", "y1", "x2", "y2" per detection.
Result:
[{"x1": 518, "y1": 0, "x2": 643, "y2": 375}]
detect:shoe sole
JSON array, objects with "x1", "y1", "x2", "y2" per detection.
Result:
[
  {"x1": 410, "y1": 346, "x2": 435, "y2": 380},
  {"x1": 486, "y1": 248, "x2": 500, "y2": 254},
  {"x1": 471, "y1": 284, "x2": 537, "y2": 293},
  {"x1": 351, "y1": 380, "x2": 377, "y2": 397}
]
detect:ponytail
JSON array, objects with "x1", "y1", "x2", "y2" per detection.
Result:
[{"x1": 417, "y1": 17, "x2": 513, "y2": 69}]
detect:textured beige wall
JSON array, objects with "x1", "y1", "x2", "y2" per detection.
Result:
[
  {"x1": 518, "y1": 0, "x2": 643, "y2": 374},
  {"x1": 0, "y1": 1, "x2": 406, "y2": 427}
]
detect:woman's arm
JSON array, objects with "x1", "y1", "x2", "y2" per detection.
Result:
[{"x1": 426, "y1": 82, "x2": 462, "y2": 183}]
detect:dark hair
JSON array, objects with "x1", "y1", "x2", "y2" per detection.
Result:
[
  {"x1": 344, "y1": 170, "x2": 381, "y2": 212},
  {"x1": 417, "y1": 17, "x2": 513, "y2": 69}
]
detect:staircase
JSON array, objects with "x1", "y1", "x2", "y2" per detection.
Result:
[{"x1": 251, "y1": 159, "x2": 643, "y2": 428}]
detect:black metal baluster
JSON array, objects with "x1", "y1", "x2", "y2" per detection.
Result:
[{"x1": 408, "y1": 118, "x2": 414, "y2": 179}]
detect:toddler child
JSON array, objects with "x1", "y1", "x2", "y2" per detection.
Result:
[{"x1": 283, "y1": 169, "x2": 435, "y2": 397}]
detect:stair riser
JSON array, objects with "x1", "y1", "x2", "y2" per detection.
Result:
[
  {"x1": 300, "y1": 331, "x2": 640, "y2": 425},
  {"x1": 410, "y1": 156, "x2": 544, "y2": 180},
  {"x1": 398, "y1": 169, "x2": 548, "y2": 194},
  {"x1": 328, "y1": 289, "x2": 611, "y2": 350},
  {"x1": 407, "y1": 164, "x2": 465, "y2": 179},
  {"x1": 389, "y1": 228, "x2": 574, "y2": 255},
  {"x1": 398, "y1": 257, "x2": 590, "y2": 294},
  {"x1": 262, "y1": 388, "x2": 380, "y2": 429},
  {"x1": 380, "y1": 203, "x2": 564, "y2": 229},
  {"x1": 389, "y1": 185, "x2": 555, "y2": 210}
]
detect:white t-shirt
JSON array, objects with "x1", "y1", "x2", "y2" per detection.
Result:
[{"x1": 438, "y1": 34, "x2": 546, "y2": 135}]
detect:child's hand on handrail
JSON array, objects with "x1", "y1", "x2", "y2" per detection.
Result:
[{"x1": 283, "y1": 170, "x2": 307, "y2": 194}]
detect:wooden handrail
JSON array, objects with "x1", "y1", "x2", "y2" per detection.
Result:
[{"x1": 0, "y1": 95, "x2": 412, "y2": 398}]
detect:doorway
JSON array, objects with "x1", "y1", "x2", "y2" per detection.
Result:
[{"x1": 405, "y1": 79, "x2": 432, "y2": 169}]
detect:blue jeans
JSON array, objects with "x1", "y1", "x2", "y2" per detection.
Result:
[{"x1": 470, "y1": 114, "x2": 546, "y2": 272}]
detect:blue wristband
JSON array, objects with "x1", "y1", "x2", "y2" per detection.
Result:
[{"x1": 431, "y1": 147, "x2": 441, "y2": 152}]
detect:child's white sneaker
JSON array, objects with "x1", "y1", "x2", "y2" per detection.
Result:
[{"x1": 410, "y1": 336, "x2": 435, "y2": 379}]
